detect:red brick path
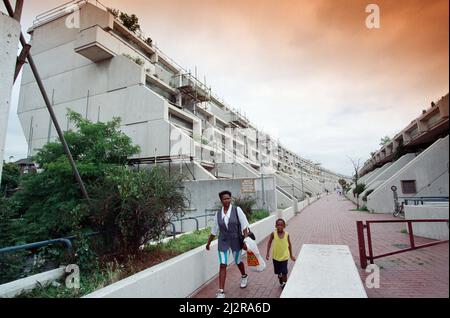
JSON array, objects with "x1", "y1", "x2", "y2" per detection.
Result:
[{"x1": 191, "y1": 194, "x2": 449, "y2": 298}]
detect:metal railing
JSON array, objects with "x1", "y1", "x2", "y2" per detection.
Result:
[
  {"x1": 0, "y1": 232, "x2": 101, "y2": 256},
  {"x1": 33, "y1": 0, "x2": 87, "y2": 27},
  {"x1": 0, "y1": 238, "x2": 73, "y2": 255},
  {"x1": 167, "y1": 210, "x2": 218, "y2": 237},
  {"x1": 356, "y1": 219, "x2": 449, "y2": 269},
  {"x1": 400, "y1": 196, "x2": 449, "y2": 206}
]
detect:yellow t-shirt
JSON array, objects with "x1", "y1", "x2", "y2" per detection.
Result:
[{"x1": 272, "y1": 231, "x2": 290, "y2": 261}]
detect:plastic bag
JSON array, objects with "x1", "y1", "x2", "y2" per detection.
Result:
[{"x1": 244, "y1": 237, "x2": 266, "y2": 272}]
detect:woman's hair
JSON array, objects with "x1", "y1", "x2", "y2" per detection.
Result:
[{"x1": 219, "y1": 191, "x2": 232, "y2": 199}]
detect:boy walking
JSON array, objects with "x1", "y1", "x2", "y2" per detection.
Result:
[{"x1": 265, "y1": 219, "x2": 296, "y2": 288}]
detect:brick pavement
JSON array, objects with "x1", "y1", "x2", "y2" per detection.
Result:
[{"x1": 191, "y1": 194, "x2": 449, "y2": 298}]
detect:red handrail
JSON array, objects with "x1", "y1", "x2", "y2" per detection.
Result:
[{"x1": 357, "y1": 219, "x2": 449, "y2": 269}]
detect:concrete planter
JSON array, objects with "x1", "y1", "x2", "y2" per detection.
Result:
[{"x1": 0, "y1": 267, "x2": 66, "y2": 298}]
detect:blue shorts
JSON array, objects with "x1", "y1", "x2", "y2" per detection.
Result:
[
  {"x1": 273, "y1": 259, "x2": 288, "y2": 275},
  {"x1": 218, "y1": 249, "x2": 243, "y2": 265}
]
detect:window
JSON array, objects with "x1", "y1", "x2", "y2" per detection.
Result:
[{"x1": 401, "y1": 180, "x2": 417, "y2": 194}]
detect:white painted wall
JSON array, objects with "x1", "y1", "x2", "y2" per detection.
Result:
[
  {"x1": 405, "y1": 205, "x2": 449, "y2": 240},
  {"x1": 181, "y1": 176, "x2": 278, "y2": 232},
  {"x1": 367, "y1": 136, "x2": 449, "y2": 213},
  {"x1": 0, "y1": 14, "x2": 20, "y2": 180}
]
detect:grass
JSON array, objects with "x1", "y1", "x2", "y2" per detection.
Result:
[
  {"x1": 154, "y1": 228, "x2": 213, "y2": 254},
  {"x1": 350, "y1": 206, "x2": 370, "y2": 212},
  {"x1": 17, "y1": 270, "x2": 112, "y2": 298},
  {"x1": 248, "y1": 209, "x2": 270, "y2": 224}
]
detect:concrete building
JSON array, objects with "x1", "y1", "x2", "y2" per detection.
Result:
[
  {"x1": 366, "y1": 135, "x2": 449, "y2": 213},
  {"x1": 0, "y1": 12, "x2": 21, "y2": 183},
  {"x1": 360, "y1": 94, "x2": 449, "y2": 176},
  {"x1": 351, "y1": 94, "x2": 449, "y2": 213},
  {"x1": 16, "y1": 0, "x2": 344, "y2": 225}
]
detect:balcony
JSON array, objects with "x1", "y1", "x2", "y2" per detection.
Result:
[
  {"x1": 224, "y1": 112, "x2": 250, "y2": 128},
  {"x1": 175, "y1": 73, "x2": 211, "y2": 102},
  {"x1": 74, "y1": 25, "x2": 117, "y2": 62}
]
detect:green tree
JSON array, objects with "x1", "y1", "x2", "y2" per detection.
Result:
[
  {"x1": 380, "y1": 136, "x2": 391, "y2": 147},
  {"x1": 8, "y1": 111, "x2": 140, "y2": 243},
  {"x1": 353, "y1": 183, "x2": 366, "y2": 209},
  {"x1": 119, "y1": 12, "x2": 141, "y2": 32},
  {"x1": 338, "y1": 178, "x2": 350, "y2": 193},
  {"x1": 1, "y1": 162, "x2": 20, "y2": 197},
  {"x1": 107, "y1": 8, "x2": 141, "y2": 33}
]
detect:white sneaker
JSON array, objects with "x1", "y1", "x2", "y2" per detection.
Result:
[
  {"x1": 240, "y1": 275, "x2": 248, "y2": 288},
  {"x1": 216, "y1": 290, "x2": 226, "y2": 298}
]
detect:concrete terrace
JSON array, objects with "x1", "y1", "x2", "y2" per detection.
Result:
[{"x1": 191, "y1": 194, "x2": 449, "y2": 298}]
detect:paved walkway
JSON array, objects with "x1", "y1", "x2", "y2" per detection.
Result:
[{"x1": 191, "y1": 194, "x2": 449, "y2": 298}]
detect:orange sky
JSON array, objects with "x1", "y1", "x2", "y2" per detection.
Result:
[{"x1": 3, "y1": 0, "x2": 449, "y2": 175}]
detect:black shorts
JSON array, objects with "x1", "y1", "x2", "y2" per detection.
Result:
[{"x1": 273, "y1": 259, "x2": 288, "y2": 275}]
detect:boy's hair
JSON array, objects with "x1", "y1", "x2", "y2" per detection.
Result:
[
  {"x1": 219, "y1": 191, "x2": 232, "y2": 199},
  {"x1": 275, "y1": 219, "x2": 286, "y2": 226}
]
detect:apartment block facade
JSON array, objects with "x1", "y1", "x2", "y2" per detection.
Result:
[{"x1": 18, "y1": 1, "x2": 344, "y2": 200}]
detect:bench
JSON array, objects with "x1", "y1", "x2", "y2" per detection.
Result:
[{"x1": 281, "y1": 244, "x2": 368, "y2": 298}]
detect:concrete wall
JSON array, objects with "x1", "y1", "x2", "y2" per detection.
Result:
[
  {"x1": 275, "y1": 172, "x2": 304, "y2": 199},
  {"x1": 365, "y1": 163, "x2": 393, "y2": 185},
  {"x1": 0, "y1": 14, "x2": 20, "y2": 181},
  {"x1": 367, "y1": 136, "x2": 449, "y2": 213},
  {"x1": 212, "y1": 162, "x2": 259, "y2": 179},
  {"x1": 276, "y1": 188, "x2": 294, "y2": 210},
  {"x1": 180, "y1": 176, "x2": 277, "y2": 232},
  {"x1": 359, "y1": 154, "x2": 416, "y2": 201},
  {"x1": 405, "y1": 205, "x2": 449, "y2": 240},
  {"x1": 0, "y1": 267, "x2": 65, "y2": 298},
  {"x1": 19, "y1": 51, "x2": 178, "y2": 158}
]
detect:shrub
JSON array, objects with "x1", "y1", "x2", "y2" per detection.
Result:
[
  {"x1": 362, "y1": 189, "x2": 374, "y2": 202},
  {"x1": 89, "y1": 166, "x2": 186, "y2": 255},
  {"x1": 353, "y1": 184, "x2": 366, "y2": 197},
  {"x1": 232, "y1": 195, "x2": 257, "y2": 218},
  {"x1": 1, "y1": 162, "x2": 20, "y2": 196},
  {"x1": 123, "y1": 54, "x2": 144, "y2": 66}
]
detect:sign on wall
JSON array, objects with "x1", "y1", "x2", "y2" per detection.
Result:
[{"x1": 241, "y1": 179, "x2": 256, "y2": 193}]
